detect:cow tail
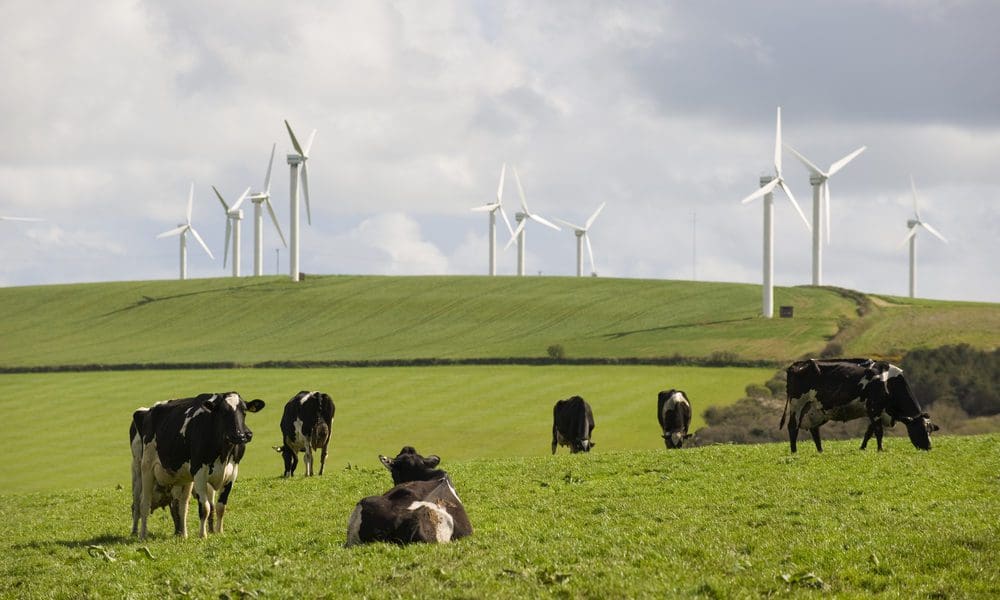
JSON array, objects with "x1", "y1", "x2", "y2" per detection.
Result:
[{"x1": 778, "y1": 396, "x2": 790, "y2": 430}]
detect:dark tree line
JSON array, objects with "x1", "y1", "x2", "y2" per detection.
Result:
[{"x1": 901, "y1": 344, "x2": 1000, "y2": 416}]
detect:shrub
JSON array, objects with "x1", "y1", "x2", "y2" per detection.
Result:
[{"x1": 546, "y1": 344, "x2": 565, "y2": 360}]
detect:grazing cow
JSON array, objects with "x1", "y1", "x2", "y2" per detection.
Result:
[
  {"x1": 275, "y1": 391, "x2": 335, "y2": 477},
  {"x1": 782, "y1": 358, "x2": 938, "y2": 453},
  {"x1": 658, "y1": 389, "x2": 693, "y2": 449},
  {"x1": 551, "y1": 396, "x2": 595, "y2": 454},
  {"x1": 345, "y1": 446, "x2": 472, "y2": 546},
  {"x1": 133, "y1": 392, "x2": 265, "y2": 539}
]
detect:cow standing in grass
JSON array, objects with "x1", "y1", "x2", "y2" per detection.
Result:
[
  {"x1": 346, "y1": 446, "x2": 472, "y2": 546},
  {"x1": 133, "y1": 392, "x2": 265, "y2": 539},
  {"x1": 275, "y1": 391, "x2": 335, "y2": 477},
  {"x1": 552, "y1": 396, "x2": 595, "y2": 454},
  {"x1": 658, "y1": 389, "x2": 693, "y2": 449},
  {"x1": 782, "y1": 358, "x2": 938, "y2": 453}
]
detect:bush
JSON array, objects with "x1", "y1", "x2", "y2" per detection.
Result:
[
  {"x1": 745, "y1": 383, "x2": 772, "y2": 399},
  {"x1": 902, "y1": 344, "x2": 1000, "y2": 416},
  {"x1": 546, "y1": 344, "x2": 565, "y2": 360}
]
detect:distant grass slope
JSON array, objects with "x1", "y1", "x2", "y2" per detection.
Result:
[
  {"x1": 0, "y1": 275, "x2": 870, "y2": 368},
  {"x1": 1, "y1": 436, "x2": 996, "y2": 598},
  {"x1": 0, "y1": 365, "x2": 772, "y2": 494}
]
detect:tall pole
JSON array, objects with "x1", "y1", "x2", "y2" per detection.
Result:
[
  {"x1": 231, "y1": 211, "x2": 243, "y2": 277},
  {"x1": 179, "y1": 231, "x2": 188, "y2": 281},
  {"x1": 909, "y1": 229, "x2": 917, "y2": 298},
  {"x1": 488, "y1": 211, "x2": 496, "y2": 276},
  {"x1": 288, "y1": 155, "x2": 302, "y2": 281},
  {"x1": 692, "y1": 211, "x2": 697, "y2": 281},
  {"x1": 575, "y1": 231, "x2": 584, "y2": 277},
  {"x1": 761, "y1": 175, "x2": 775, "y2": 319},
  {"x1": 253, "y1": 200, "x2": 264, "y2": 276},
  {"x1": 516, "y1": 213, "x2": 526, "y2": 276},
  {"x1": 810, "y1": 175, "x2": 823, "y2": 286}
]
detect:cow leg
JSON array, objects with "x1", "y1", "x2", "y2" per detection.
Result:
[
  {"x1": 282, "y1": 446, "x2": 298, "y2": 477},
  {"x1": 215, "y1": 480, "x2": 235, "y2": 534},
  {"x1": 193, "y1": 474, "x2": 214, "y2": 538},
  {"x1": 787, "y1": 420, "x2": 799, "y2": 453},
  {"x1": 170, "y1": 482, "x2": 192, "y2": 535},
  {"x1": 304, "y1": 446, "x2": 314, "y2": 476},
  {"x1": 551, "y1": 424, "x2": 558, "y2": 455},
  {"x1": 810, "y1": 427, "x2": 823, "y2": 452},
  {"x1": 138, "y1": 470, "x2": 155, "y2": 540},
  {"x1": 874, "y1": 421, "x2": 885, "y2": 451},
  {"x1": 861, "y1": 421, "x2": 875, "y2": 450},
  {"x1": 319, "y1": 442, "x2": 329, "y2": 476}
]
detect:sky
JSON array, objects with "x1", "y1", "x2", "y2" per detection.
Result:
[{"x1": 1, "y1": 1, "x2": 998, "y2": 303}]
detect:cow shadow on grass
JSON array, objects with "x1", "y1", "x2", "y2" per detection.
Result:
[{"x1": 14, "y1": 533, "x2": 138, "y2": 552}]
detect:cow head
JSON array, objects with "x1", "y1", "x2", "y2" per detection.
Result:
[
  {"x1": 785, "y1": 359, "x2": 822, "y2": 399},
  {"x1": 204, "y1": 393, "x2": 266, "y2": 445},
  {"x1": 379, "y1": 446, "x2": 446, "y2": 484},
  {"x1": 663, "y1": 431, "x2": 694, "y2": 449},
  {"x1": 896, "y1": 412, "x2": 939, "y2": 450}
]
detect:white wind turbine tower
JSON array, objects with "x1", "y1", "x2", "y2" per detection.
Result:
[
  {"x1": 470, "y1": 163, "x2": 515, "y2": 276},
  {"x1": 555, "y1": 202, "x2": 605, "y2": 277},
  {"x1": 503, "y1": 167, "x2": 561, "y2": 276},
  {"x1": 213, "y1": 185, "x2": 252, "y2": 277},
  {"x1": 284, "y1": 119, "x2": 316, "y2": 282},
  {"x1": 784, "y1": 142, "x2": 866, "y2": 285},
  {"x1": 156, "y1": 183, "x2": 214, "y2": 280},
  {"x1": 246, "y1": 143, "x2": 287, "y2": 276},
  {"x1": 740, "y1": 107, "x2": 812, "y2": 318},
  {"x1": 901, "y1": 175, "x2": 947, "y2": 298}
]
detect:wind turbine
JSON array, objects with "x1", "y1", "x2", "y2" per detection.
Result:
[
  {"x1": 246, "y1": 143, "x2": 287, "y2": 276},
  {"x1": 784, "y1": 143, "x2": 866, "y2": 285},
  {"x1": 901, "y1": 175, "x2": 947, "y2": 298},
  {"x1": 503, "y1": 167, "x2": 560, "y2": 276},
  {"x1": 156, "y1": 183, "x2": 214, "y2": 280},
  {"x1": 285, "y1": 119, "x2": 316, "y2": 282},
  {"x1": 555, "y1": 202, "x2": 605, "y2": 277},
  {"x1": 740, "y1": 106, "x2": 811, "y2": 318},
  {"x1": 213, "y1": 185, "x2": 252, "y2": 277},
  {"x1": 470, "y1": 163, "x2": 514, "y2": 276}
]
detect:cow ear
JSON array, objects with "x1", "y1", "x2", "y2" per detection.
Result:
[
  {"x1": 424, "y1": 455, "x2": 441, "y2": 468},
  {"x1": 203, "y1": 394, "x2": 221, "y2": 411},
  {"x1": 930, "y1": 423, "x2": 940, "y2": 432},
  {"x1": 379, "y1": 455, "x2": 394, "y2": 471},
  {"x1": 246, "y1": 399, "x2": 265, "y2": 413}
]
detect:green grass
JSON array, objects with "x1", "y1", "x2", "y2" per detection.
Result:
[
  {"x1": 0, "y1": 276, "x2": 865, "y2": 367},
  {"x1": 0, "y1": 365, "x2": 771, "y2": 494},
  {"x1": 1, "y1": 436, "x2": 996, "y2": 598}
]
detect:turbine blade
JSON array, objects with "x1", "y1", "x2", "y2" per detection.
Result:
[
  {"x1": 827, "y1": 145, "x2": 866, "y2": 176},
  {"x1": 499, "y1": 206, "x2": 514, "y2": 237},
  {"x1": 0, "y1": 216, "x2": 43, "y2": 221},
  {"x1": 230, "y1": 186, "x2": 252, "y2": 212},
  {"x1": 285, "y1": 120, "x2": 304, "y2": 156},
  {"x1": 301, "y1": 161, "x2": 312, "y2": 225},
  {"x1": 156, "y1": 225, "x2": 187, "y2": 239},
  {"x1": 265, "y1": 199, "x2": 288, "y2": 247},
  {"x1": 496, "y1": 163, "x2": 506, "y2": 204},
  {"x1": 189, "y1": 226, "x2": 215, "y2": 259},
  {"x1": 584, "y1": 202, "x2": 606, "y2": 230},
  {"x1": 212, "y1": 185, "x2": 229, "y2": 211},
  {"x1": 741, "y1": 178, "x2": 780, "y2": 204},
  {"x1": 910, "y1": 174, "x2": 921, "y2": 219},
  {"x1": 779, "y1": 179, "x2": 812, "y2": 232},
  {"x1": 303, "y1": 129, "x2": 317, "y2": 156},
  {"x1": 512, "y1": 166, "x2": 529, "y2": 213},
  {"x1": 505, "y1": 220, "x2": 526, "y2": 250},
  {"x1": 553, "y1": 217, "x2": 583, "y2": 231},
  {"x1": 774, "y1": 106, "x2": 782, "y2": 173},
  {"x1": 585, "y1": 234, "x2": 595, "y2": 274},
  {"x1": 900, "y1": 225, "x2": 918, "y2": 247},
  {"x1": 186, "y1": 183, "x2": 195, "y2": 224},
  {"x1": 921, "y1": 221, "x2": 948, "y2": 243},
  {"x1": 223, "y1": 219, "x2": 232, "y2": 268},
  {"x1": 529, "y1": 213, "x2": 561, "y2": 231},
  {"x1": 264, "y1": 142, "x2": 276, "y2": 193},
  {"x1": 470, "y1": 203, "x2": 500, "y2": 212},
  {"x1": 784, "y1": 144, "x2": 823, "y2": 176}
]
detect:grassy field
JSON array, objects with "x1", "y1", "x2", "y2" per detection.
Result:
[
  {"x1": 0, "y1": 276, "x2": 863, "y2": 367},
  {"x1": 1, "y1": 435, "x2": 996, "y2": 598},
  {"x1": 0, "y1": 365, "x2": 773, "y2": 494}
]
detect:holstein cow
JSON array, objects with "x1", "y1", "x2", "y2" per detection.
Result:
[
  {"x1": 552, "y1": 396, "x2": 595, "y2": 454},
  {"x1": 275, "y1": 391, "x2": 335, "y2": 477},
  {"x1": 782, "y1": 358, "x2": 939, "y2": 453},
  {"x1": 657, "y1": 389, "x2": 693, "y2": 449},
  {"x1": 130, "y1": 405, "x2": 192, "y2": 536},
  {"x1": 134, "y1": 392, "x2": 265, "y2": 539},
  {"x1": 346, "y1": 446, "x2": 472, "y2": 546}
]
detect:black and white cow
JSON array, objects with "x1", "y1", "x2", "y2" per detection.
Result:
[
  {"x1": 552, "y1": 396, "x2": 595, "y2": 454},
  {"x1": 130, "y1": 405, "x2": 192, "y2": 536},
  {"x1": 275, "y1": 391, "x2": 335, "y2": 477},
  {"x1": 133, "y1": 392, "x2": 265, "y2": 539},
  {"x1": 345, "y1": 446, "x2": 473, "y2": 546},
  {"x1": 657, "y1": 389, "x2": 693, "y2": 449},
  {"x1": 782, "y1": 358, "x2": 939, "y2": 453}
]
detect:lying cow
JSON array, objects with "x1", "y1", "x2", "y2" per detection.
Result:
[
  {"x1": 782, "y1": 358, "x2": 938, "y2": 453},
  {"x1": 552, "y1": 396, "x2": 595, "y2": 454},
  {"x1": 275, "y1": 391, "x2": 335, "y2": 477},
  {"x1": 346, "y1": 446, "x2": 472, "y2": 546},
  {"x1": 657, "y1": 389, "x2": 693, "y2": 449},
  {"x1": 134, "y1": 392, "x2": 265, "y2": 539}
]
